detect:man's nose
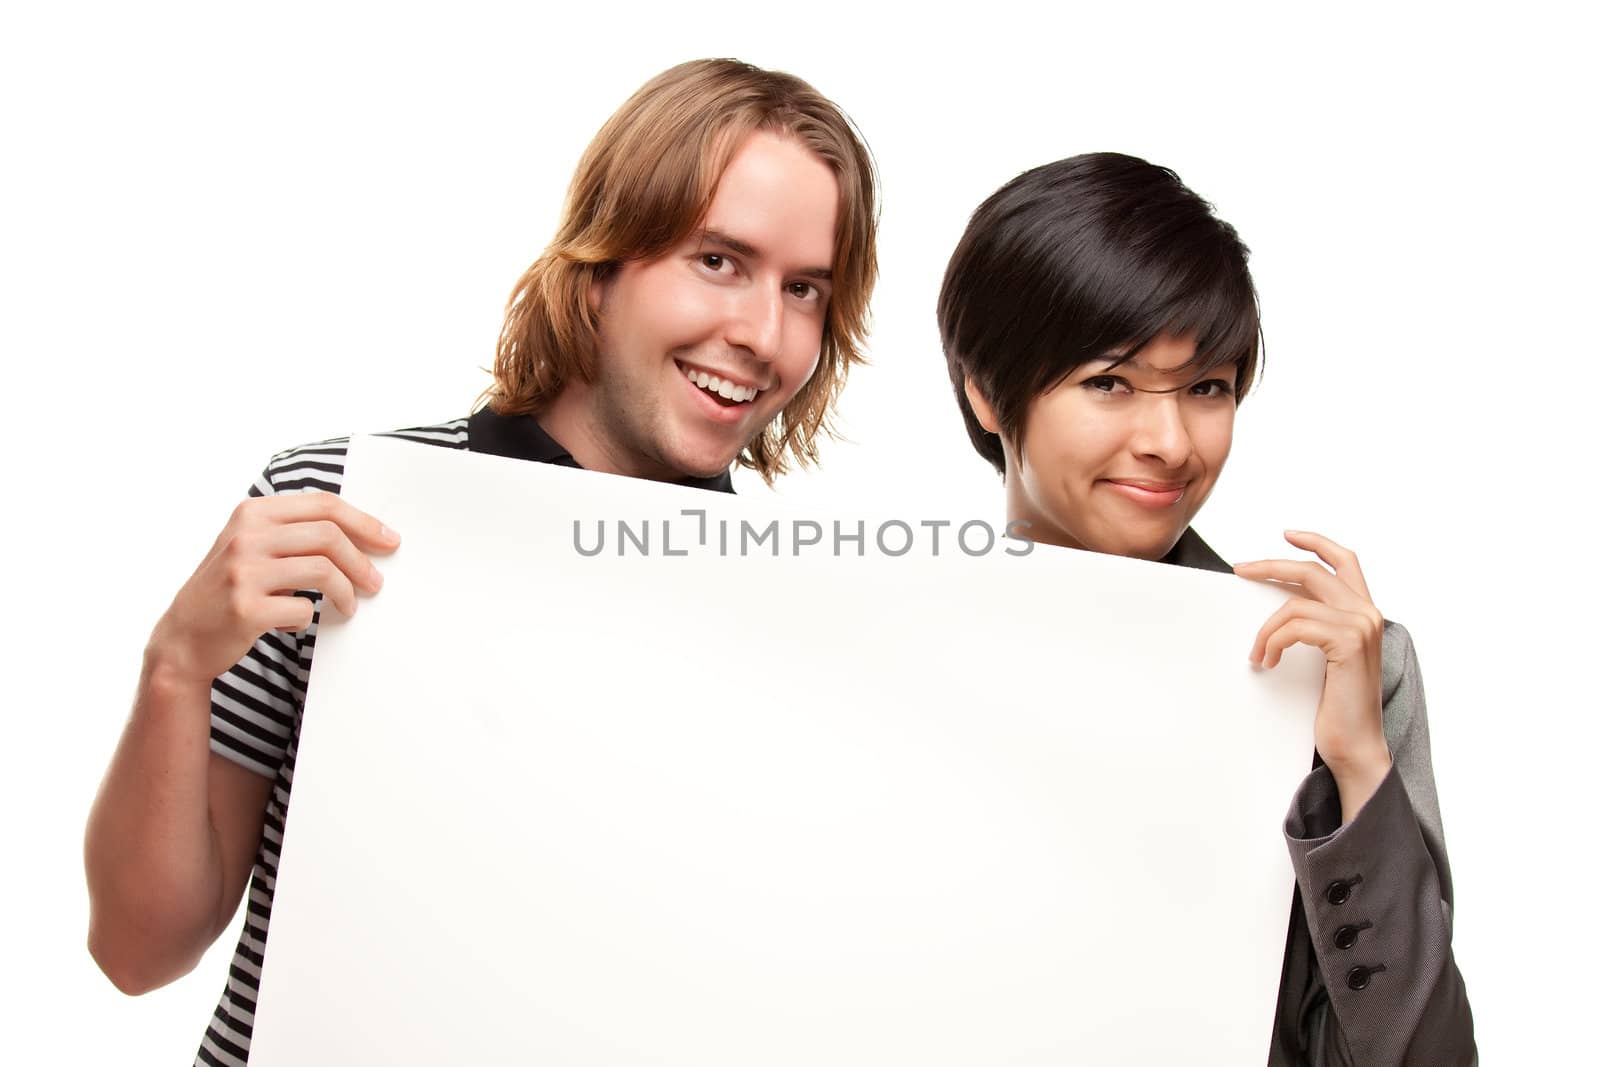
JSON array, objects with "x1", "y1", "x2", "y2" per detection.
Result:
[
  {"x1": 726, "y1": 284, "x2": 784, "y2": 363},
  {"x1": 1129, "y1": 393, "x2": 1195, "y2": 468}
]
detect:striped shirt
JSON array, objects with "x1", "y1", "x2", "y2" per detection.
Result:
[
  {"x1": 197, "y1": 410, "x2": 733, "y2": 1066},
  {"x1": 197, "y1": 418, "x2": 469, "y2": 1066}
]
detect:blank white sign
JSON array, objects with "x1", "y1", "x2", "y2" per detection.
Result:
[{"x1": 251, "y1": 435, "x2": 1322, "y2": 1065}]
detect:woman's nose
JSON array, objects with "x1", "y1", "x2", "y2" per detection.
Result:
[{"x1": 1128, "y1": 395, "x2": 1194, "y2": 468}]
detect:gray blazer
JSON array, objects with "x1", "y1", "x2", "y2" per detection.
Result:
[{"x1": 1166, "y1": 529, "x2": 1476, "y2": 1066}]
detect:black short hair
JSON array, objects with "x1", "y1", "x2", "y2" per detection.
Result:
[{"x1": 937, "y1": 152, "x2": 1263, "y2": 475}]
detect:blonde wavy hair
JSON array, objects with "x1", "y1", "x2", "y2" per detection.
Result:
[{"x1": 483, "y1": 58, "x2": 880, "y2": 483}]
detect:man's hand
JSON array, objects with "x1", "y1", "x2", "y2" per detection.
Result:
[
  {"x1": 146, "y1": 492, "x2": 399, "y2": 687},
  {"x1": 1233, "y1": 530, "x2": 1392, "y2": 823},
  {"x1": 86, "y1": 490, "x2": 399, "y2": 994}
]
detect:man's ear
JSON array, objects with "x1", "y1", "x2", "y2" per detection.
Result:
[
  {"x1": 964, "y1": 375, "x2": 1001, "y2": 435},
  {"x1": 586, "y1": 270, "x2": 607, "y2": 317}
]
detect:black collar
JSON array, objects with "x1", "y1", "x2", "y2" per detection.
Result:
[
  {"x1": 1161, "y1": 527, "x2": 1231, "y2": 573},
  {"x1": 467, "y1": 407, "x2": 736, "y2": 494}
]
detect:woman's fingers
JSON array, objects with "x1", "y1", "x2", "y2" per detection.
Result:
[
  {"x1": 1259, "y1": 617, "x2": 1326, "y2": 671},
  {"x1": 1251, "y1": 597, "x2": 1338, "y2": 667},
  {"x1": 1239, "y1": 532, "x2": 1390, "y2": 805},
  {"x1": 1250, "y1": 596, "x2": 1376, "y2": 668},
  {"x1": 1282, "y1": 529, "x2": 1373, "y2": 602},
  {"x1": 1232, "y1": 558, "x2": 1364, "y2": 611},
  {"x1": 1234, "y1": 530, "x2": 1378, "y2": 612}
]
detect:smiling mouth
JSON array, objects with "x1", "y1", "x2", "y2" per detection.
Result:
[
  {"x1": 677, "y1": 360, "x2": 763, "y2": 406},
  {"x1": 1102, "y1": 479, "x2": 1189, "y2": 507}
]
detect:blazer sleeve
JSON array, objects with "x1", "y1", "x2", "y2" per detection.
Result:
[{"x1": 1278, "y1": 620, "x2": 1476, "y2": 1066}]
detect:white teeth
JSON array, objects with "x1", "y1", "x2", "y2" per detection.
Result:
[{"x1": 681, "y1": 363, "x2": 758, "y2": 403}]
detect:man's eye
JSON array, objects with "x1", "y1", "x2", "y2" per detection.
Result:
[
  {"x1": 788, "y1": 282, "x2": 819, "y2": 301},
  {"x1": 700, "y1": 254, "x2": 728, "y2": 271}
]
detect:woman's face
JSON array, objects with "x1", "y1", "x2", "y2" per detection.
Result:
[{"x1": 968, "y1": 333, "x2": 1239, "y2": 561}]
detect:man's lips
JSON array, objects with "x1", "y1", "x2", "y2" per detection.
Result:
[
  {"x1": 1101, "y1": 478, "x2": 1188, "y2": 508},
  {"x1": 675, "y1": 358, "x2": 768, "y2": 395},
  {"x1": 678, "y1": 361, "x2": 758, "y2": 426}
]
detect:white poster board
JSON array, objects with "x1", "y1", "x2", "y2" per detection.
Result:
[{"x1": 251, "y1": 435, "x2": 1323, "y2": 1065}]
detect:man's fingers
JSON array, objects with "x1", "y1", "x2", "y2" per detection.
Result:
[
  {"x1": 234, "y1": 492, "x2": 400, "y2": 553},
  {"x1": 1282, "y1": 529, "x2": 1373, "y2": 602},
  {"x1": 260, "y1": 556, "x2": 360, "y2": 619},
  {"x1": 264, "y1": 594, "x2": 317, "y2": 633},
  {"x1": 261, "y1": 521, "x2": 384, "y2": 594},
  {"x1": 216, "y1": 494, "x2": 393, "y2": 630}
]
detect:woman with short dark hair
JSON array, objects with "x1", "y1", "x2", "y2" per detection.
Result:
[{"x1": 938, "y1": 153, "x2": 1475, "y2": 1065}]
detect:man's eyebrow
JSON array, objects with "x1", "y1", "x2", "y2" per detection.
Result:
[
  {"x1": 697, "y1": 228, "x2": 759, "y2": 259},
  {"x1": 695, "y1": 228, "x2": 833, "y2": 282}
]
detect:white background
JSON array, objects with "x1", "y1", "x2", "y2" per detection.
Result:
[{"x1": 3, "y1": 1, "x2": 1592, "y2": 1061}]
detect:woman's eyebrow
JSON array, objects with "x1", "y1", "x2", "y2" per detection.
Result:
[
  {"x1": 1083, "y1": 354, "x2": 1145, "y2": 372},
  {"x1": 1087, "y1": 355, "x2": 1190, "y2": 375}
]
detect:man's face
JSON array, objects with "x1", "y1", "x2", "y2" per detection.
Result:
[
  {"x1": 974, "y1": 333, "x2": 1238, "y2": 560},
  {"x1": 582, "y1": 130, "x2": 839, "y2": 481}
]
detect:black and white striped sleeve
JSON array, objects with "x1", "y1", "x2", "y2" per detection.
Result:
[{"x1": 206, "y1": 439, "x2": 350, "y2": 778}]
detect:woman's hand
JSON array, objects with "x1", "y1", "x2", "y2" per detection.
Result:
[{"x1": 1233, "y1": 530, "x2": 1392, "y2": 823}]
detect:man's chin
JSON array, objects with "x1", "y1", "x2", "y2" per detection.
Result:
[
  {"x1": 687, "y1": 414, "x2": 779, "y2": 478},
  {"x1": 663, "y1": 440, "x2": 742, "y2": 482}
]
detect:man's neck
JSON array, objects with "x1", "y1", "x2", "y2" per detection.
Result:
[{"x1": 537, "y1": 383, "x2": 690, "y2": 483}]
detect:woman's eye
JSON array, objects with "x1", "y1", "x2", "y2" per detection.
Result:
[
  {"x1": 1084, "y1": 375, "x2": 1129, "y2": 394},
  {"x1": 1190, "y1": 379, "x2": 1235, "y2": 398},
  {"x1": 700, "y1": 253, "x2": 728, "y2": 272},
  {"x1": 787, "y1": 281, "x2": 820, "y2": 301}
]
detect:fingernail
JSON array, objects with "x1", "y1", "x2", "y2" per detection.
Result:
[
  {"x1": 371, "y1": 566, "x2": 384, "y2": 590},
  {"x1": 381, "y1": 524, "x2": 400, "y2": 543}
]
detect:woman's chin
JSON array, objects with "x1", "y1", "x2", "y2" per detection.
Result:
[{"x1": 1095, "y1": 527, "x2": 1187, "y2": 562}]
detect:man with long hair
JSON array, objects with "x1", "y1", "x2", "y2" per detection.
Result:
[{"x1": 84, "y1": 58, "x2": 878, "y2": 1066}]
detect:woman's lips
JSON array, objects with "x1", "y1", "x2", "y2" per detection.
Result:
[{"x1": 1102, "y1": 479, "x2": 1187, "y2": 508}]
